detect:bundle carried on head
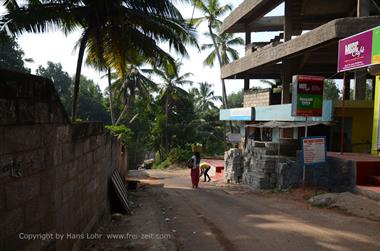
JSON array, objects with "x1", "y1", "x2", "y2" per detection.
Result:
[{"x1": 191, "y1": 143, "x2": 203, "y2": 153}]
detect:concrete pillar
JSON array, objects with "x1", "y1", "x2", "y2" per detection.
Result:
[
  {"x1": 372, "y1": 77, "x2": 376, "y2": 100},
  {"x1": 284, "y1": 0, "x2": 293, "y2": 41},
  {"x1": 244, "y1": 29, "x2": 251, "y2": 93},
  {"x1": 281, "y1": 62, "x2": 291, "y2": 104},
  {"x1": 371, "y1": 76, "x2": 380, "y2": 155},
  {"x1": 355, "y1": 69, "x2": 367, "y2": 100},
  {"x1": 357, "y1": 0, "x2": 370, "y2": 17},
  {"x1": 244, "y1": 79, "x2": 250, "y2": 91},
  {"x1": 245, "y1": 31, "x2": 251, "y2": 45},
  {"x1": 343, "y1": 73, "x2": 351, "y2": 100}
]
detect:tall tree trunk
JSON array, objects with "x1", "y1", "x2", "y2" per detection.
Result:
[
  {"x1": 208, "y1": 23, "x2": 233, "y2": 133},
  {"x1": 115, "y1": 78, "x2": 136, "y2": 125},
  {"x1": 115, "y1": 104, "x2": 127, "y2": 125},
  {"x1": 71, "y1": 33, "x2": 88, "y2": 122},
  {"x1": 165, "y1": 92, "x2": 169, "y2": 152},
  {"x1": 108, "y1": 68, "x2": 115, "y2": 124},
  {"x1": 208, "y1": 23, "x2": 229, "y2": 109}
]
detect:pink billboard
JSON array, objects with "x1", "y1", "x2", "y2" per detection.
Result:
[{"x1": 338, "y1": 30, "x2": 373, "y2": 72}]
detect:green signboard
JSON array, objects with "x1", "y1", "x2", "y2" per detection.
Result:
[{"x1": 373, "y1": 27, "x2": 380, "y2": 65}]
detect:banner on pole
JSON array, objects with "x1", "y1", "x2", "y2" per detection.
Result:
[
  {"x1": 302, "y1": 137, "x2": 327, "y2": 166},
  {"x1": 291, "y1": 75, "x2": 325, "y2": 117}
]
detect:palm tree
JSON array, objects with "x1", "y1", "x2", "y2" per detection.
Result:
[
  {"x1": 2, "y1": 0, "x2": 197, "y2": 122},
  {"x1": 154, "y1": 60, "x2": 193, "y2": 151},
  {"x1": 191, "y1": 0, "x2": 232, "y2": 109},
  {"x1": 191, "y1": 82, "x2": 219, "y2": 112},
  {"x1": 202, "y1": 30, "x2": 244, "y2": 67},
  {"x1": 111, "y1": 61, "x2": 157, "y2": 125}
]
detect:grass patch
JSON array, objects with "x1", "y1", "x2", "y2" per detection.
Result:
[
  {"x1": 152, "y1": 158, "x2": 172, "y2": 170},
  {"x1": 270, "y1": 188, "x2": 292, "y2": 194}
]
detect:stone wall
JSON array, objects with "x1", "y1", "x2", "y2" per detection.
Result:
[
  {"x1": 304, "y1": 155, "x2": 356, "y2": 192},
  {"x1": 0, "y1": 70, "x2": 127, "y2": 251},
  {"x1": 243, "y1": 89, "x2": 271, "y2": 108}
]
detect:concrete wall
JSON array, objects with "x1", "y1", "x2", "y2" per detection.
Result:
[{"x1": 0, "y1": 70, "x2": 127, "y2": 251}]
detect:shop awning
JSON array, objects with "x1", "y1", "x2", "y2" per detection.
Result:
[{"x1": 245, "y1": 121, "x2": 331, "y2": 128}]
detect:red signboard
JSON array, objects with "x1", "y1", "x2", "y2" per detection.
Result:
[{"x1": 291, "y1": 75, "x2": 325, "y2": 117}]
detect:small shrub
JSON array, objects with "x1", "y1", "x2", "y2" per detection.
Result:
[
  {"x1": 153, "y1": 158, "x2": 171, "y2": 169},
  {"x1": 105, "y1": 125, "x2": 133, "y2": 147}
]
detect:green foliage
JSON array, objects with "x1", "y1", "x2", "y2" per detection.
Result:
[
  {"x1": 77, "y1": 76, "x2": 110, "y2": 123},
  {"x1": 228, "y1": 90, "x2": 243, "y2": 108},
  {"x1": 365, "y1": 81, "x2": 373, "y2": 100},
  {"x1": 324, "y1": 80, "x2": 340, "y2": 101},
  {"x1": 105, "y1": 125, "x2": 133, "y2": 147},
  {"x1": 202, "y1": 28, "x2": 244, "y2": 67},
  {"x1": 3, "y1": 0, "x2": 197, "y2": 121},
  {"x1": 142, "y1": 72, "x2": 225, "y2": 169},
  {"x1": 37, "y1": 61, "x2": 72, "y2": 111},
  {"x1": 168, "y1": 147, "x2": 193, "y2": 163},
  {"x1": 153, "y1": 158, "x2": 172, "y2": 170},
  {"x1": 36, "y1": 62, "x2": 110, "y2": 123},
  {"x1": 190, "y1": 82, "x2": 219, "y2": 112},
  {"x1": 0, "y1": 30, "x2": 30, "y2": 73},
  {"x1": 153, "y1": 147, "x2": 192, "y2": 169}
]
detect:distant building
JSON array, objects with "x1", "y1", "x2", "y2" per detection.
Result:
[{"x1": 220, "y1": 0, "x2": 380, "y2": 153}]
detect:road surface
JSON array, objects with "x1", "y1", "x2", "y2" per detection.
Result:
[{"x1": 85, "y1": 169, "x2": 380, "y2": 251}]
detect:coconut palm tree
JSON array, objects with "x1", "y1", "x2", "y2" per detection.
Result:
[
  {"x1": 111, "y1": 63, "x2": 157, "y2": 125},
  {"x1": 191, "y1": 0, "x2": 232, "y2": 109},
  {"x1": 154, "y1": 60, "x2": 193, "y2": 151},
  {"x1": 191, "y1": 82, "x2": 219, "y2": 112},
  {"x1": 2, "y1": 0, "x2": 197, "y2": 122},
  {"x1": 202, "y1": 30, "x2": 244, "y2": 67}
]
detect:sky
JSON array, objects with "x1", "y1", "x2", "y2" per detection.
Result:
[{"x1": 0, "y1": 1, "x2": 284, "y2": 97}]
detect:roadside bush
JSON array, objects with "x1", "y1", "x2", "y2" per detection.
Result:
[
  {"x1": 167, "y1": 147, "x2": 193, "y2": 163},
  {"x1": 153, "y1": 158, "x2": 171, "y2": 169},
  {"x1": 105, "y1": 125, "x2": 133, "y2": 147}
]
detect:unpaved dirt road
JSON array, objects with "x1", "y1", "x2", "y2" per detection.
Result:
[{"x1": 85, "y1": 169, "x2": 380, "y2": 251}]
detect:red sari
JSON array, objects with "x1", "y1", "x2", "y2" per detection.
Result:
[{"x1": 191, "y1": 167, "x2": 200, "y2": 188}]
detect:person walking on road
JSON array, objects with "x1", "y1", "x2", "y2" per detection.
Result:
[
  {"x1": 189, "y1": 152, "x2": 200, "y2": 188},
  {"x1": 199, "y1": 162, "x2": 211, "y2": 182}
]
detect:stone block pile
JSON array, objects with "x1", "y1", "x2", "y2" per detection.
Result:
[
  {"x1": 225, "y1": 137, "x2": 357, "y2": 192},
  {"x1": 224, "y1": 148, "x2": 243, "y2": 183},
  {"x1": 243, "y1": 141, "x2": 296, "y2": 189},
  {"x1": 225, "y1": 139, "x2": 301, "y2": 190}
]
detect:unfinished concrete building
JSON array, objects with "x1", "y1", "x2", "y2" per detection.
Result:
[
  {"x1": 221, "y1": 0, "x2": 380, "y2": 102},
  {"x1": 221, "y1": 0, "x2": 380, "y2": 190}
]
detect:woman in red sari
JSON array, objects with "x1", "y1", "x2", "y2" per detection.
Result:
[{"x1": 190, "y1": 152, "x2": 200, "y2": 188}]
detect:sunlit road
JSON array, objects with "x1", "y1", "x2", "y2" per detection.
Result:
[{"x1": 85, "y1": 169, "x2": 380, "y2": 251}]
